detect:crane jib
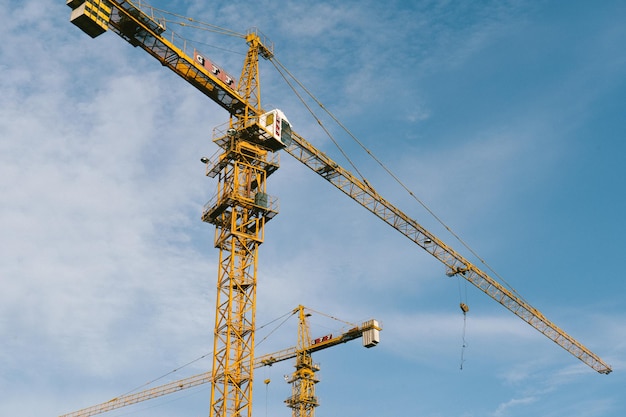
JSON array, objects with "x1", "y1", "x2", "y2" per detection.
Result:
[{"x1": 285, "y1": 132, "x2": 612, "y2": 375}]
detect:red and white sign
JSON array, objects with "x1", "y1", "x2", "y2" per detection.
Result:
[
  {"x1": 275, "y1": 115, "x2": 281, "y2": 138},
  {"x1": 313, "y1": 334, "x2": 333, "y2": 345},
  {"x1": 194, "y1": 49, "x2": 236, "y2": 88}
]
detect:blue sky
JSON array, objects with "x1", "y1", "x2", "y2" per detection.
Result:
[{"x1": 1, "y1": 1, "x2": 625, "y2": 416}]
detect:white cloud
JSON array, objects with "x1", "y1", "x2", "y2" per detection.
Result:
[
  {"x1": 492, "y1": 396, "x2": 537, "y2": 417},
  {"x1": 0, "y1": 1, "x2": 220, "y2": 395}
]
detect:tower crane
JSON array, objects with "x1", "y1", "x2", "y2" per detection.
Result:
[
  {"x1": 282, "y1": 306, "x2": 381, "y2": 417},
  {"x1": 66, "y1": 0, "x2": 611, "y2": 415},
  {"x1": 59, "y1": 306, "x2": 381, "y2": 417}
]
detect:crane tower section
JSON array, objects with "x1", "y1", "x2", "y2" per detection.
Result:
[
  {"x1": 285, "y1": 306, "x2": 319, "y2": 417},
  {"x1": 201, "y1": 110, "x2": 291, "y2": 417}
]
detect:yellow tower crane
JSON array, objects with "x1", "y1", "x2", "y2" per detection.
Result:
[
  {"x1": 58, "y1": 306, "x2": 381, "y2": 417},
  {"x1": 66, "y1": 1, "x2": 611, "y2": 416},
  {"x1": 281, "y1": 305, "x2": 380, "y2": 417},
  {"x1": 285, "y1": 305, "x2": 321, "y2": 417}
]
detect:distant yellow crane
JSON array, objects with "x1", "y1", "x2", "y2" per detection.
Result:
[
  {"x1": 66, "y1": 0, "x2": 611, "y2": 415},
  {"x1": 59, "y1": 306, "x2": 381, "y2": 417},
  {"x1": 282, "y1": 305, "x2": 376, "y2": 417}
]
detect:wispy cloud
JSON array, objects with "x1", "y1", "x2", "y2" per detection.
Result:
[{"x1": 492, "y1": 396, "x2": 537, "y2": 417}]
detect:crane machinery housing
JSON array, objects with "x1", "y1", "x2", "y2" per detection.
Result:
[{"x1": 65, "y1": 0, "x2": 611, "y2": 416}]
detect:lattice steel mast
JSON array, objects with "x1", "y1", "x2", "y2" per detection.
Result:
[
  {"x1": 284, "y1": 306, "x2": 319, "y2": 417},
  {"x1": 201, "y1": 30, "x2": 277, "y2": 417}
]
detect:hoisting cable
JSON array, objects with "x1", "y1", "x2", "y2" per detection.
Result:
[
  {"x1": 271, "y1": 56, "x2": 528, "y2": 306},
  {"x1": 264, "y1": 377, "x2": 271, "y2": 417},
  {"x1": 458, "y1": 277, "x2": 469, "y2": 370},
  {"x1": 460, "y1": 313, "x2": 468, "y2": 370}
]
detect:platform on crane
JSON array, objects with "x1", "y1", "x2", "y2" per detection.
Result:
[
  {"x1": 201, "y1": 192, "x2": 278, "y2": 227},
  {"x1": 205, "y1": 139, "x2": 280, "y2": 179},
  {"x1": 213, "y1": 110, "x2": 292, "y2": 152}
]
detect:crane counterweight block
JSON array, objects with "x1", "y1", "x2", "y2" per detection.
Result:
[
  {"x1": 68, "y1": 0, "x2": 111, "y2": 38},
  {"x1": 69, "y1": 0, "x2": 248, "y2": 116}
]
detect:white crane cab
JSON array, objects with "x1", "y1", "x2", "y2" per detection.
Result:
[{"x1": 257, "y1": 109, "x2": 292, "y2": 151}]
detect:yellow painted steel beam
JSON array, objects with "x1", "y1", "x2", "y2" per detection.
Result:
[
  {"x1": 205, "y1": 139, "x2": 272, "y2": 417},
  {"x1": 284, "y1": 131, "x2": 612, "y2": 375}
]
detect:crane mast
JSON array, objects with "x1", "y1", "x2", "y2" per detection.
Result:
[
  {"x1": 65, "y1": 3, "x2": 611, "y2": 417},
  {"x1": 201, "y1": 29, "x2": 276, "y2": 417},
  {"x1": 202, "y1": 132, "x2": 273, "y2": 417},
  {"x1": 285, "y1": 306, "x2": 319, "y2": 417}
]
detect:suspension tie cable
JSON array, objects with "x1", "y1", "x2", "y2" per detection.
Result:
[
  {"x1": 269, "y1": 58, "x2": 368, "y2": 183},
  {"x1": 271, "y1": 56, "x2": 527, "y2": 304},
  {"x1": 119, "y1": 309, "x2": 295, "y2": 397},
  {"x1": 256, "y1": 309, "x2": 298, "y2": 349},
  {"x1": 149, "y1": 5, "x2": 245, "y2": 38}
]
